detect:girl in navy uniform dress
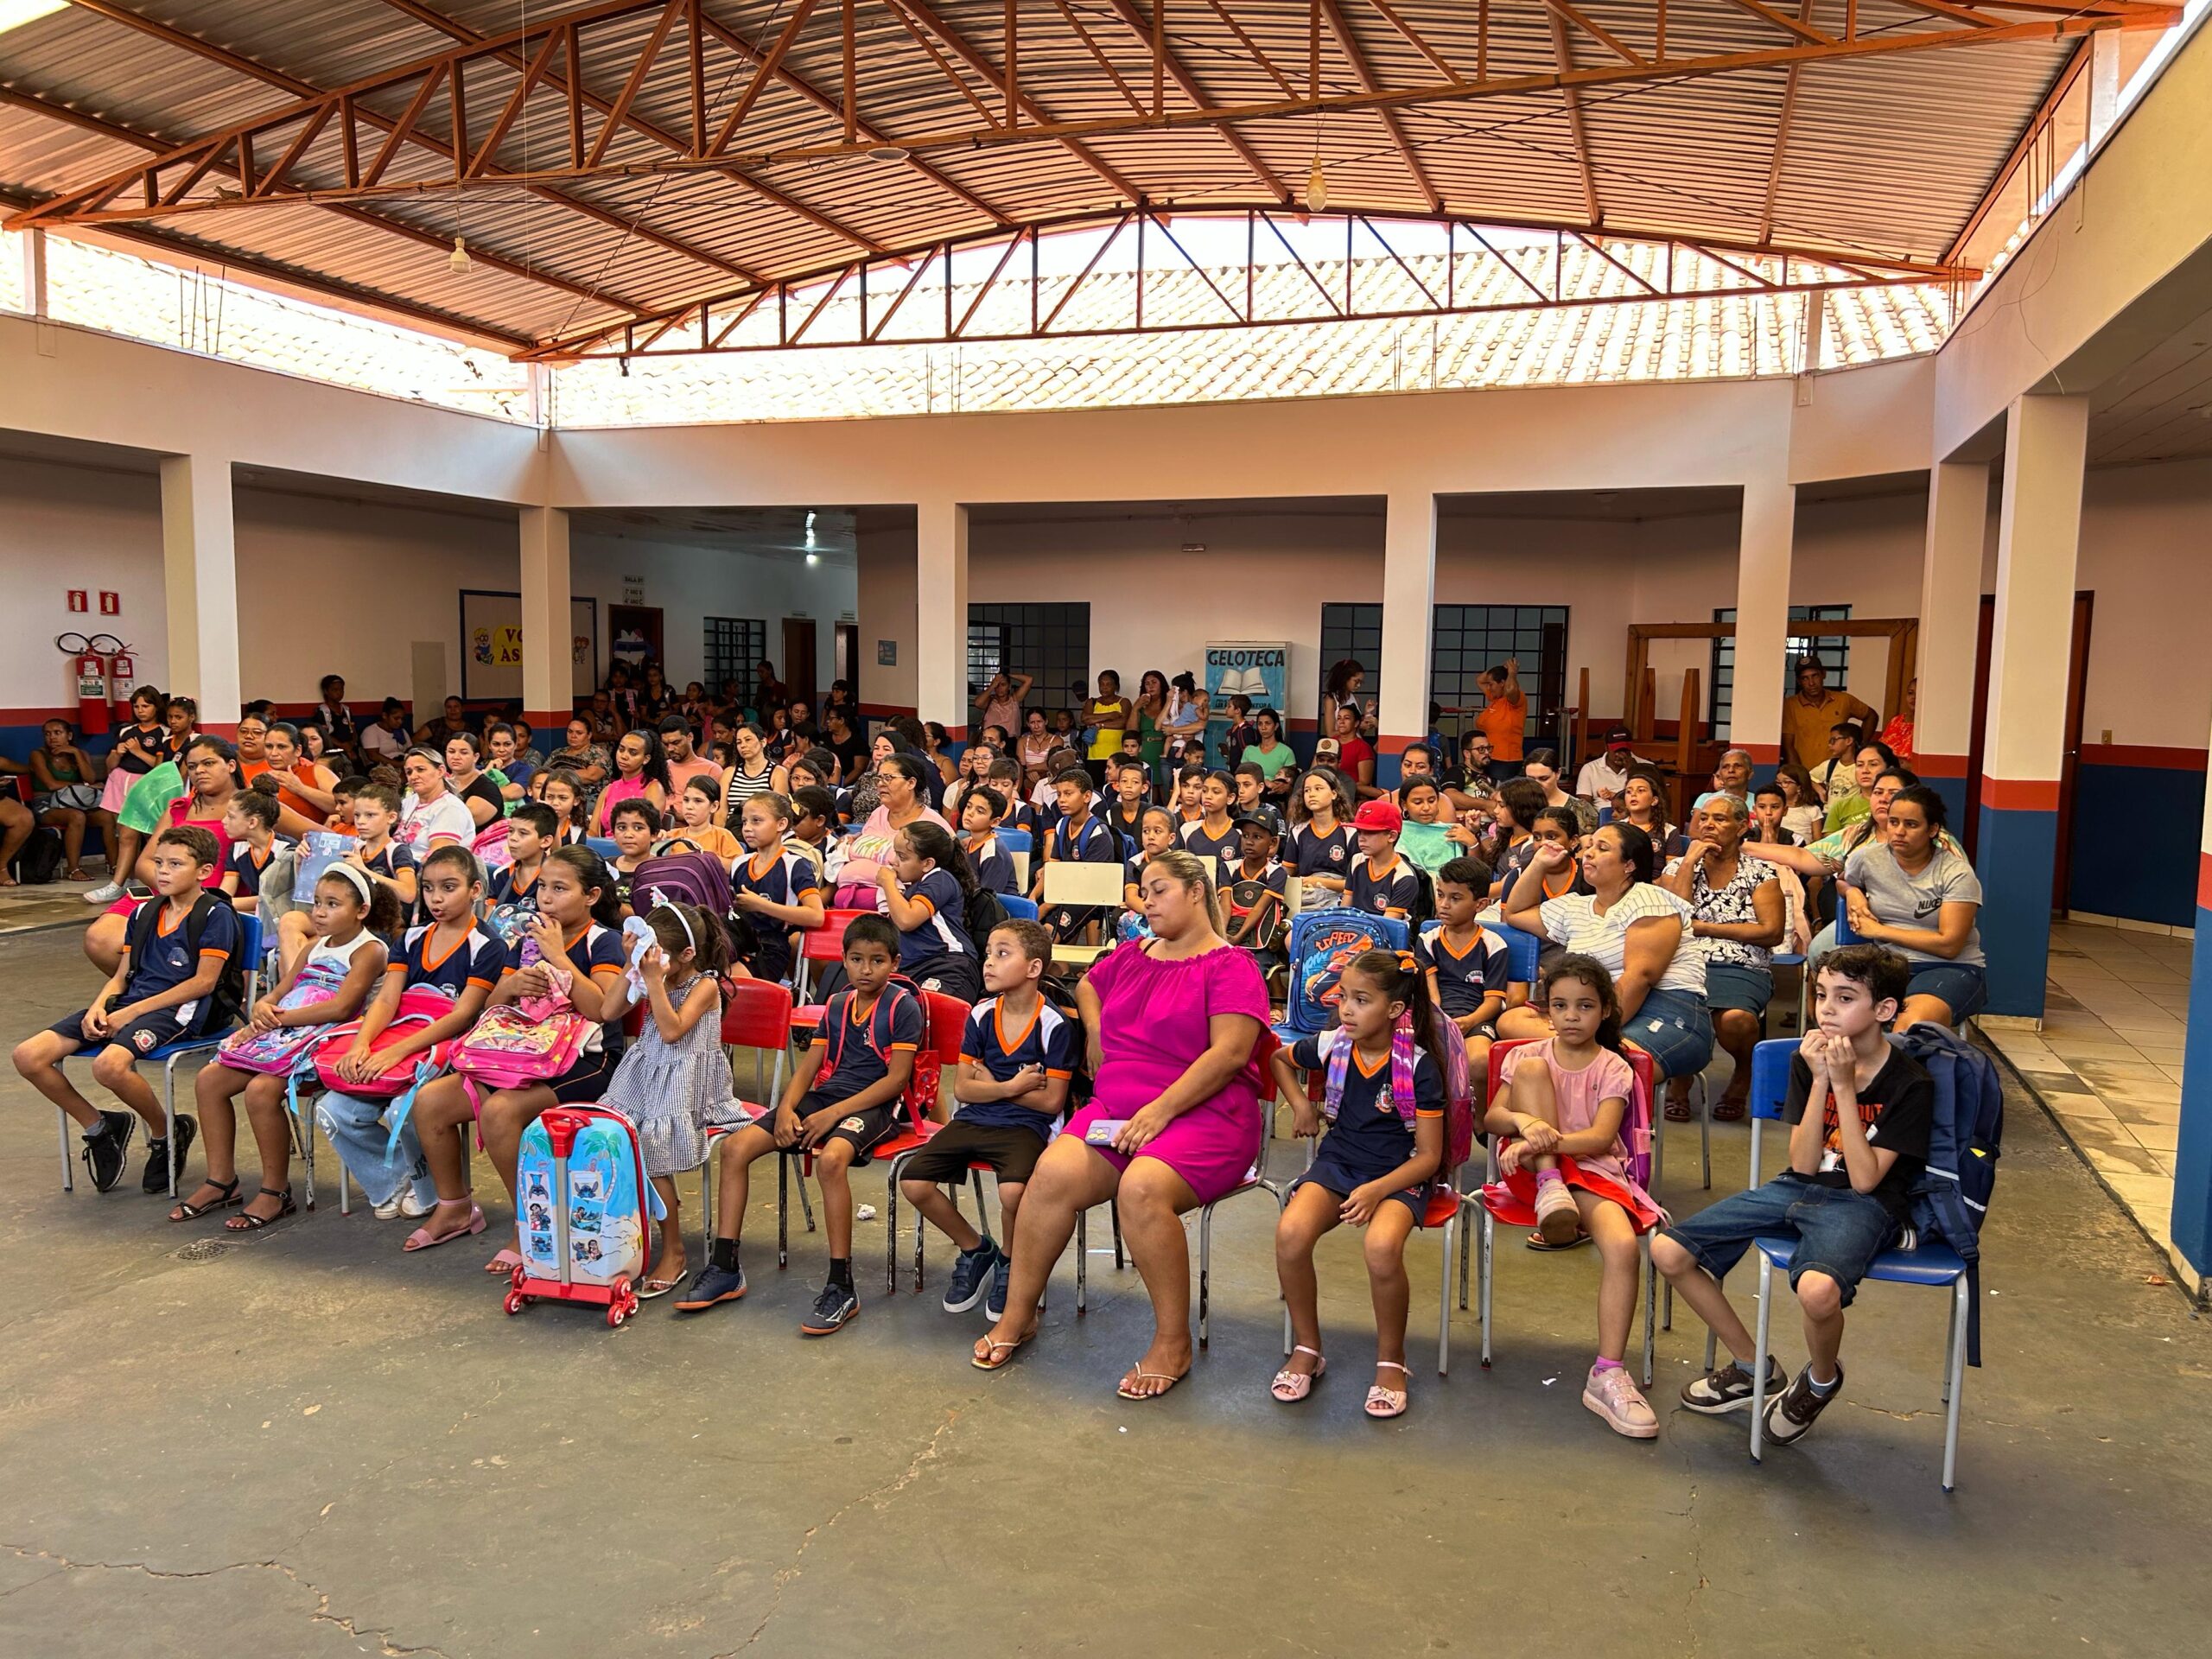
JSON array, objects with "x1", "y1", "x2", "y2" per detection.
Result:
[
  {"x1": 1268, "y1": 949, "x2": 1448, "y2": 1420},
  {"x1": 1287, "y1": 768, "x2": 1357, "y2": 901},
  {"x1": 730, "y1": 792, "x2": 824, "y2": 983},
  {"x1": 879, "y1": 821, "x2": 982, "y2": 1003}
]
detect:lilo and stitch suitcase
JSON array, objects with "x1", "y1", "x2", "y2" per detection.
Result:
[{"x1": 504, "y1": 1104, "x2": 663, "y2": 1328}]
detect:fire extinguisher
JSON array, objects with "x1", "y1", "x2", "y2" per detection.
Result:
[
  {"x1": 60, "y1": 632, "x2": 111, "y2": 736},
  {"x1": 104, "y1": 638, "x2": 137, "y2": 728}
]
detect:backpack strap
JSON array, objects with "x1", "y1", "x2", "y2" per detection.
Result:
[
  {"x1": 1386, "y1": 1020, "x2": 1419, "y2": 1128},
  {"x1": 1321, "y1": 1028, "x2": 1353, "y2": 1122}
]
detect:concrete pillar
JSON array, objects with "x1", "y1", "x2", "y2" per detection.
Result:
[
  {"x1": 519, "y1": 505, "x2": 572, "y2": 734},
  {"x1": 1980, "y1": 393, "x2": 2088, "y2": 1018},
  {"x1": 1732, "y1": 474, "x2": 1796, "y2": 772},
  {"x1": 915, "y1": 499, "x2": 969, "y2": 741},
  {"x1": 157, "y1": 454, "x2": 239, "y2": 736},
  {"x1": 1376, "y1": 489, "x2": 1438, "y2": 789},
  {"x1": 1916, "y1": 459, "x2": 1991, "y2": 828},
  {"x1": 2172, "y1": 736, "x2": 2212, "y2": 1275}
]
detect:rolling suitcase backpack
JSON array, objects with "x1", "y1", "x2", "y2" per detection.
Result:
[{"x1": 503, "y1": 1105, "x2": 664, "y2": 1328}]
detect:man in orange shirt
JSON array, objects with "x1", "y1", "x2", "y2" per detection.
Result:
[
  {"x1": 1779, "y1": 658, "x2": 1876, "y2": 772},
  {"x1": 1471, "y1": 656, "x2": 1528, "y2": 782}
]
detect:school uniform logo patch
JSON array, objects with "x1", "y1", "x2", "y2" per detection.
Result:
[
  {"x1": 840, "y1": 1116, "x2": 866, "y2": 1134},
  {"x1": 133, "y1": 1028, "x2": 157, "y2": 1052}
]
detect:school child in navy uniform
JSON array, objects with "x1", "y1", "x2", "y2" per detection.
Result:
[
  {"x1": 960, "y1": 787, "x2": 1018, "y2": 894},
  {"x1": 1287, "y1": 768, "x2": 1357, "y2": 900},
  {"x1": 1416, "y1": 855, "x2": 1509, "y2": 1077},
  {"x1": 14, "y1": 825, "x2": 238, "y2": 1193},
  {"x1": 730, "y1": 792, "x2": 825, "y2": 983},
  {"x1": 679, "y1": 915, "x2": 922, "y2": 1333},
  {"x1": 899, "y1": 918, "x2": 1077, "y2": 1324},
  {"x1": 1034, "y1": 766, "x2": 1122, "y2": 943},
  {"x1": 1179, "y1": 770, "x2": 1243, "y2": 868},
  {"x1": 1346, "y1": 799, "x2": 1421, "y2": 919},
  {"x1": 877, "y1": 820, "x2": 983, "y2": 1003}
]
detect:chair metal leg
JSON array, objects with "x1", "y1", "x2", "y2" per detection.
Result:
[
  {"x1": 1941, "y1": 1290, "x2": 1958, "y2": 1405},
  {"x1": 1458, "y1": 1202, "x2": 1472, "y2": 1311},
  {"x1": 777, "y1": 1155, "x2": 790, "y2": 1270},
  {"x1": 163, "y1": 1053, "x2": 183, "y2": 1198},
  {"x1": 1663, "y1": 1280, "x2": 1674, "y2": 1332},
  {"x1": 1751, "y1": 1252, "x2": 1776, "y2": 1465},
  {"x1": 1704, "y1": 1322, "x2": 1718, "y2": 1375},
  {"x1": 1639, "y1": 1236, "x2": 1655, "y2": 1388},
  {"x1": 797, "y1": 1173, "x2": 816, "y2": 1232},
  {"x1": 1698, "y1": 1075, "x2": 1712, "y2": 1191},
  {"x1": 1478, "y1": 1210, "x2": 1494, "y2": 1368},
  {"x1": 58, "y1": 1110, "x2": 74, "y2": 1193},
  {"x1": 698, "y1": 1148, "x2": 715, "y2": 1268},
  {"x1": 1437, "y1": 1212, "x2": 1454, "y2": 1376},
  {"x1": 1111, "y1": 1201, "x2": 1125, "y2": 1269},
  {"x1": 1076, "y1": 1206, "x2": 1088, "y2": 1316},
  {"x1": 1197, "y1": 1204, "x2": 1214, "y2": 1350},
  {"x1": 884, "y1": 1155, "x2": 903, "y2": 1294},
  {"x1": 1652, "y1": 1108, "x2": 1666, "y2": 1192},
  {"x1": 1942, "y1": 1276, "x2": 1969, "y2": 1493}
]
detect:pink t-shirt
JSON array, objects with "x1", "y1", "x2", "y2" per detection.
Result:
[
  {"x1": 594, "y1": 774, "x2": 653, "y2": 835},
  {"x1": 1501, "y1": 1039, "x2": 1637, "y2": 1184}
]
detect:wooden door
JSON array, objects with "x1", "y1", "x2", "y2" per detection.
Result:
[{"x1": 781, "y1": 619, "x2": 818, "y2": 709}]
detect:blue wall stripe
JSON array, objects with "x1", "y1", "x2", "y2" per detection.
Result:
[{"x1": 1979, "y1": 803, "x2": 2059, "y2": 1017}]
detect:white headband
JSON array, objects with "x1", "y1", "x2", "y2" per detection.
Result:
[
  {"x1": 650, "y1": 899, "x2": 696, "y2": 954},
  {"x1": 323, "y1": 861, "x2": 372, "y2": 905}
]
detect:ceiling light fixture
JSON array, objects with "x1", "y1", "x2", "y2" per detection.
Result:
[
  {"x1": 867, "y1": 143, "x2": 908, "y2": 162},
  {"x1": 448, "y1": 235, "x2": 473, "y2": 276},
  {"x1": 1305, "y1": 156, "x2": 1329, "y2": 215},
  {"x1": 806, "y1": 552, "x2": 821, "y2": 566}
]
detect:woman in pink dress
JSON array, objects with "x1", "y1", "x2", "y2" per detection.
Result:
[{"x1": 974, "y1": 849, "x2": 1269, "y2": 1397}]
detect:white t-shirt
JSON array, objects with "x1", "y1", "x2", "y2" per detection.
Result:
[
  {"x1": 398, "y1": 789, "x2": 477, "y2": 856},
  {"x1": 1538, "y1": 882, "x2": 1706, "y2": 997},
  {"x1": 360, "y1": 722, "x2": 408, "y2": 762}
]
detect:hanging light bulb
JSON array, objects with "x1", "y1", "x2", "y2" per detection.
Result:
[
  {"x1": 448, "y1": 235, "x2": 473, "y2": 276},
  {"x1": 1305, "y1": 154, "x2": 1329, "y2": 215}
]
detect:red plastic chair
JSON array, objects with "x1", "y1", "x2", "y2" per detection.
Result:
[
  {"x1": 788, "y1": 908, "x2": 874, "y2": 1036},
  {"x1": 699, "y1": 979, "x2": 810, "y2": 1262},
  {"x1": 879, "y1": 989, "x2": 972, "y2": 1293},
  {"x1": 1457, "y1": 1038, "x2": 1659, "y2": 1383}
]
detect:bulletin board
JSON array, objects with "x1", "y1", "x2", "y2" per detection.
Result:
[{"x1": 458, "y1": 590, "x2": 599, "y2": 702}]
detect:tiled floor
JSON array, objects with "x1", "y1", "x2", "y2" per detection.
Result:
[{"x1": 1977, "y1": 919, "x2": 2196, "y2": 1293}]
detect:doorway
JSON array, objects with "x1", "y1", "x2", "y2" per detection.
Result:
[
  {"x1": 834, "y1": 622, "x2": 857, "y2": 693},
  {"x1": 782, "y1": 619, "x2": 819, "y2": 709},
  {"x1": 1965, "y1": 591, "x2": 2092, "y2": 908}
]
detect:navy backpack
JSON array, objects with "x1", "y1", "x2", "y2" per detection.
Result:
[{"x1": 1895, "y1": 1021, "x2": 2004, "y2": 1366}]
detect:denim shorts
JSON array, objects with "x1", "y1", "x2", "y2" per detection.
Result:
[
  {"x1": 1907, "y1": 960, "x2": 1986, "y2": 1021},
  {"x1": 1660, "y1": 1172, "x2": 1901, "y2": 1306},
  {"x1": 1625, "y1": 985, "x2": 1715, "y2": 1080},
  {"x1": 1703, "y1": 962, "x2": 1773, "y2": 1016}
]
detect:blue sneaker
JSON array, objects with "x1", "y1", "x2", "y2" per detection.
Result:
[
  {"x1": 984, "y1": 1250, "x2": 1012, "y2": 1323},
  {"x1": 943, "y1": 1236, "x2": 998, "y2": 1313},
  {"x1": 801, "y1": 1279, "x2": 859, "y2": 1336},
  {"x1": 673, "y1": 1262, "x2": 747, "y2": 1312}
]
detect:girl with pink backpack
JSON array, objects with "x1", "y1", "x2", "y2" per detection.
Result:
[
  {"x1": 170, "y1": 866, "x2": 401, "y2": 1229},
  {"x1": 399, "y1": 846, "x2": 631, "y2": 1270},
  {"x1": 1268, "y1": 949, "x2": 1465, "y2": 1421}
]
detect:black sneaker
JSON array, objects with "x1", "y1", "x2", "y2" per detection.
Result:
[
  {"x1": 800, "y1": 1280, "x2": 859, "y2": 1336},
  {"x1": 1681, "y1": 1355, "x2": 1788, "y2": 1415},
  {"x1": 142, "y1": 1113, "x2": 195, "y2": 1194},
  {"x1": 1763, "y1": 1362, "x2": 1843, "y2": 1446},
  {"x1": 673, "y1": 1262, "x2": 747, "y2": 1312},
  {"x1": 984, "y1": 1251, "x2": 1012, "y2": 1323},
  {"x1": 942, "y1": 1238, "x2": 997, "y2": 1313},
  {"x1": 80, "y1": 1110, "x2": 135, "y2": 1193}
]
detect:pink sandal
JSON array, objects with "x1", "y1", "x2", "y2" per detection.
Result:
[
  {"x1": 1364, "y1": 1360, "x2": 1411, "y2": 1420},
  {"x1": 402, "y1": 1198, "x2": 486, "y2": 1252},
  {"x1": 1270, "y1": 1346, "x2": 1328, "y2": 1403},
  {"x1": 483, "y1": 1248, "x2": 524, "y2": 1274}
]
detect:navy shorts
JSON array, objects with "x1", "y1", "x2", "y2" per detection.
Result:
[
  {"x1": 1290, "y1": 1141, "x2": 1427, "y2": 1223},
  {"x1": 47, "y1": 1004, "x2": 207, "y2": 1059},
  {"x1": 546, "y1": 1046, "x2": 621, "y2": 1105},
  {"x1": 1660, "y1": 1172, "x2": 1901, "y2": 1306},
  {"x1": 1906, "y1": 961, "x2": 1986, "y2": 1020},
  {"x1": 733, "y1": 1092, "x2": 903, "y2": 1164}
]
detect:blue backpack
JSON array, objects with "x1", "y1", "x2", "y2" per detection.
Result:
[
  {"x1": 1894, "y1": 1021, "x2": 2004, "y2": 1366},
  {"x1": 1284, "y1": 908, "x2": 1406, "y2": 1033}
]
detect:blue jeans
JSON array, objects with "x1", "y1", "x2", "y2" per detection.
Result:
[
  {"x1": 315, "y1": 1090, "x2": 437, "y2": 1211},
  {"x1": 1626, "y1": 985, "x2": 1715, "y2": 1080},
  {"x1": 1660, "y1": 1172, "x2": 1900, "y2": 1307}
]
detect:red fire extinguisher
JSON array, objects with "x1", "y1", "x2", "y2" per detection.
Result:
[
  {"x1": 105, "y1": 640, "x2": 137, "y2": 727},
  {"x1": 61, "y1": 632, "x2": 111, "y2": 735}
]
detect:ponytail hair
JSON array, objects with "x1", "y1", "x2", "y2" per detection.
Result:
[
  {"x1": 546, "y1": 843, "x2": 622, "y2": 927},
  {"x1": 645, "y1": 900, "x2": 733, "y2": 988},
  {"x1": 1342, "y1": 948, "x2": 1449, "y2": 1085},
  {"x1": 902, "y1": 819, "x2": 977, "y2": 903},
  {"x1": 1540, "y1": 953, "x2": 1626, "y2": 1055}
]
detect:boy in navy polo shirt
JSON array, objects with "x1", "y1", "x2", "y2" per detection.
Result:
[
  {"x1": 15, "y1": 825, "x2": 238, "y2": 1193},
  {"x1": 681, "y1": 915, "x2": 920, "y2": 1332},
  {"x1": 1346, "y1": 799, "x2": 1421, "y2": 919},
  {"x1": 1034, "y1": 766, "x2": 1122, "y2": 943},
  {"x1": 898, "y1": 920, "x2": 1076, "y2": 1321},
  {"x1": 1415, "y1": 855, "x2": 1507, "y2": 1075}
]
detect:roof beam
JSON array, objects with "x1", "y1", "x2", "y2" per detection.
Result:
[
  {"x1": 50, "y1": 0, "x2": 759, "y2": 283},
  {"x1": 1548, "y1": 10, "x2": 1604, "y2": 226},
  {"x1": 10, "y1": 3, "x2": 2175, "y2": 236},
  {"x1": 1098, "y1": 1, "x2": 1292, "y2": 204},
  {"x1": 1943, "y1": 35, "x2": 2093, "y2": 262},
  {"x1": 0, "y1": 82, "x2": 649, "y2": 325},
  {"x1": 1759, "y1": 0, "x2": 1819, "y2": 243},
  {"x1": 1319, "y1": 0, "x2": 1443, "y2": 213}
]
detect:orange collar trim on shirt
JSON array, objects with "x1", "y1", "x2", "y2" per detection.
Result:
[
  {"x1": 994, "y1": 996, "x2": 1042, "y2": 1055},
  {"x1": 1352, "y1": 1047, "x2": 1389, "y2": 1079}
]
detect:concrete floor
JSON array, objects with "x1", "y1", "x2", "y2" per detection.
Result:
[{"x1": 2, "y1": 927, "x2": 2209, "y2": 1657}]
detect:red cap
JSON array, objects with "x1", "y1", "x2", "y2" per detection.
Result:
[{"x1": 1351, "y1": 798, "x2": 1403, "y2": 834}]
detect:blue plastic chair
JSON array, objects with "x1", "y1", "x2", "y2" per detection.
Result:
[
  {"x1": 997, "y1": 893, "x2": 1039, "y2": 921},
  {"x1": 994, "y1": 829, "x2": 1034, "y2": 857},
  {"x1": 1727, "y1": 1038, "x2": 1978, "y2": 1491},
  {"x1": 583, "y1": 836, "x2": 619, "y2": 861},
  {"x1": 59, "y1": 911, "x2": 265, "y2": 1198}
]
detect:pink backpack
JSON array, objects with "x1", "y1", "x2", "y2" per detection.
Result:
[
  {"x1": 1320, "y1": 1014, "x2": 1478, "y2": 1198},
  {"x1": 309, "y1": 985, "x2": 466, "y2": 1099},
  {"x1": 448, "y1": 966, "x2": 593, "y2": 1110},
  {"x1": 216, "y1": 957, "x2": 353, "y2": 1077}
]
